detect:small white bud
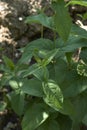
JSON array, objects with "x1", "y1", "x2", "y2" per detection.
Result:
[{"x1": 18, "y1": 17, "x2": 23, "y2": 21}]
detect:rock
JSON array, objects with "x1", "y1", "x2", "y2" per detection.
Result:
[
  {"x1": 0, "y1": 0, "x2": 53, "y2": 60},
  {"x1": 0, "y1": 0, "x2": 51, "y2": 46}
]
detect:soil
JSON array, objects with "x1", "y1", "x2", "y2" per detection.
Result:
[{"x1": 0, "y1": 0, "x2": 87, "y2": 130}]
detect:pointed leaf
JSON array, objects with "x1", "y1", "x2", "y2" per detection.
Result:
[
  {"x1": 64, "y1": 76, "x2": 87, "y2": 97},
  {"x1": 33, "y1": 67, "x2": 49, "y2": 81},
  {"x1": 48, "y1": 58, "x2": 87, "y2": 97},
  {"x1": 2, "y1": 55, "x2": 15, "y2": 70},
  {"x1": 22, "y1": 103, "x2": 49, "y2": 130},
  {"x1": 57, "y1": 114, "x2": 72, "y2": 130},
  {"x1": 67, "y1": 0, "x2": 87, "y2": 7},
  {"x1": 62, "y1": 36, "x2": 87, "y2": 53},
  {"x1": 25, "y1": 13, "x2": 54, "y2": 30},
  {"x1": 71, "y1": 24, "x2": 87, "y2": 39},
  {"x1": 19, "y1": 38, "x2": 54, "y2": 64},
  {"x1": 52, "y1": 0, "x2": 72, "y2": 41},
  {"x1": 71, "y1": 93, "x2": 87, "y2": 122},
  {"x1": 43, "y1": 80, "x2": 63, "y2": 111},
  {"x1": 21, "y1": 78, "x2": 44, "y2": 97},
  {"x1": 10, "y1": 91, "x2": 24, "y2": 116},
  {"x1": 21, "y1": 64, "x2": 41, "y2": 78},
  {"x1": 37, "y1": 119, "x2": 60, "y2": 130},
  {"x1": 42, "y1": 49, "x2": 59, "y2": 66}
]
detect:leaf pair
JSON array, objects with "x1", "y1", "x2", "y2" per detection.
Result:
[{"x1": 25, "y1": 0, "x2": 72, "y2": 42}]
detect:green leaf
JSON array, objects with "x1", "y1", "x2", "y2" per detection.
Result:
[
  {"x1": 21, "y1": 64, "x2": 41, "y2": 78},
  {"x1": 0, "y1": 73, "x2": 14, "y2": 87},
  {"x1": 57, "y1": 114, "x2": 72, "y2": 130},
  {"x1": 33, "y1": 67, "x2": 49, "y2": 81},
  {"x1": 83, "y1": 12, "x2": 87, "y2": 20},
  {"x1": 52, "y1": 0, "x2": 72, "y2": 41},
  {"x1": 48, "y1": 58, "x2": 87, "y2": 97},
  {"x1": 22, "y1": 103, "x2": 49, "y2": 130},
  {"x1": 67, "y1": 0, "x2": 87, "y2": 7},
  {"x1": 65, "y1": 52, "x2": 73, "y2": 65},
  {"x1": 71, "y1": 122, "x2": 80, "y2": 130},
  {"x1": 48, "y1": 58, "x2": 74, "y2": 85},
  {"x1": 9, "y1": 80, "x2": 19, "y2": 90},
  {"x1": 2, "y1": 55, "x2": 15, "y2": 70},
  {"x1": 25, "y1": 13, "x2": 54, "y2": 30},
  {"x1": 64, "y1": 76, "x2": 87, "y2": 97},
  {"x1": 55, "y1": 35, "x2": 87, "y2": 54},
  {"x1": 19, "y1": 38, "x2": 54, "y2": 64},
  {"x1": 43, "y1": 80, "x2": 63, "y2": 111},
  {"x1": 71, "y1": 24, "x2": 87, "y2": 39},
  {"x1": 42, "y1": 49, "x2": 59, "y2": 66},
  {"x1": 82, "y1": 114, "x2": 87, "y2": 126},
  {"x1": 21, "y1": 49, "x2": 59, "y2": 78},
  {"x1": 58, "y1": 94, "x2": 87, "y2": 123},
  {"x1": 21, "y1": 78, "x2": 44, "y2": 97},
  {"x1": 71, "y1": 93, "x2": 87, "y2": 122},
  {"x1": 62, "y1": 36, "x2": 87, "y2": 53},
  {"x1": 37, "y1": 119, "x2": 60, "y2": 130},
  {"x1": 0, "y1": 101, "x2": 7, "y2": 112},
  {"x1": 59, "y1": 99, "x2": 76, "y2": 119},
  {"x1": 10, "y1": 91, "x2": 24, "y2": 116}
]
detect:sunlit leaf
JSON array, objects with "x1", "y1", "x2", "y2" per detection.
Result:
[
  {"x1": 22, "y1": 103, "x2": 49, "y2": 130},
  {"x1": 9, "y1": 80, "x2": 19, "y2": 89},
  {"x1": 67, "y1": 0, "x2": 87, "y2": 7},
  {"x1": 43, "y1": 80, "x2": 63, "y2": 111},
  {"x1": 37, "y1": 119, "x2": 60, "y2": 130}
]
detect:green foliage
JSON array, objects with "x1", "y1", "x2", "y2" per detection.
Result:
[
  {"x1": 67, "y1": 0, "x2": 87, "y2": 7},
  {"x1": 52, "y1": 0, "x2": 72, "y2": 41},
  {"x1": 0, "y1": 101, "x2": 7, "y2": 112},
  {"x1": 21, "y1": 78, "x2": 44, "y2": 97},
  {"x1": 1, "y1": 0, "x2": 87, "y2": 130},
  {"x1": 43, "y1": 80, "x2": 63, "y2": 111},
  {"x1": 37, "y1": 118, "x2": 60, "y2": 130},
  {"x1": 22, "y1": 103, "x2": 49, "y2": 130},
  {"x1": 25, "y1": 13, "x2": 54, "y2": 30},
  {"x1": 9, "y1": 91, "x2": 25, "y2": 116},
  {"x1": 82, "y1": 114, "x2": 87, "y2": 125}
]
